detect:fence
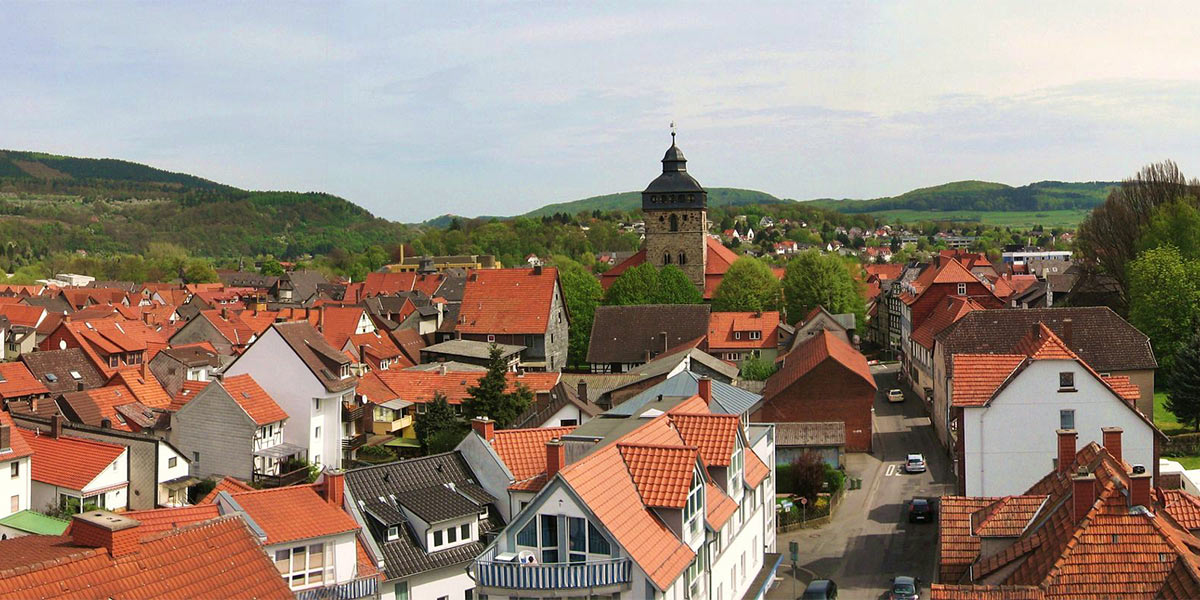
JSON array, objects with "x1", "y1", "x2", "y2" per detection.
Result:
[{"x1": 776, "y1": 485, "x2": 846, "y2": 532}]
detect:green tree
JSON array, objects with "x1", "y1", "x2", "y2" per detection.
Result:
[
  {"x1": 462, "y1": 344, "x2": 533, "y2": 428},
  {"x1": 781, "y1": 250, "x2": 865, "y2": 326},
  {"x1": 603, "y1": 262, "x2": 659, "y2": 305},
  {"x1": 712, "y1": 257, "x2": 781, "y2": 312},
  {"x1": 654, "y1": 265, "x2": 703, "y2": 304},
  {"x1": 259, "y1": 258, "x2": 285, "y2": 276},
  {"x1": 1136, "y1": 199, "x2": 1200, "y2": 260},
  {"x1": 1127, "y1": 245, "x2": 1200, "y2": 372},
  {"x1": 789, "y1": 452, "x2": 826, "y2": 506},
  {"x1": 739, "y1": 356, "x2": 776, "y2": 381},
  {"x1": 1167, "y1": 331, "x2": 1200, "y2": 432},
  {"x1": 555, "y1": 256, "x2": 603, "y2": 367},
  {"x1": 182, "y1": 258, "x2": 219, "y2": 284},
  {"x1": 414, "y1": 392, "x2": 461, "y2": 453}
]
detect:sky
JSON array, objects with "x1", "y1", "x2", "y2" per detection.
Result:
[{"x1": 4, "y1": 2, "x2": 1200, "y2": 222}]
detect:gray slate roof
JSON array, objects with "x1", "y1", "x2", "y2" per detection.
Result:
[
  {"x1": 775, "y1": 422, "x2": 846, "y2": 447},
  {"x1": 610, "y1": 371, "x2": 761, "y2": 417},
  {"x1": 395, "y1": 485, "x2": 481, "y2": 524},
  {"x1": 422, "y1": 339, "x2": 524, "y2": 360},
  {"x1": 587, "y1": 304, "x2": 710, "y2": 364}
]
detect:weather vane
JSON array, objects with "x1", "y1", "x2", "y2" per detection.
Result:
[{"x1": 670, "y1": 121, "x2": 676, "y2": 143}]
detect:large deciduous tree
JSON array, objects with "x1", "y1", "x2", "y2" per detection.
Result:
[
  {"x1": 1127, "y1": 245, "x2": 1200, "y2": 372},
  {"x1": 603, "y1": 262, "x2": 659, "y2": 305},
  {"x1": 781, "y1": 250, "x2": 865, "y2": 326},
  {"x1": 712, "y1": 257, "x2": 782, "y2": 312},
  {"x1": 554, "y1": 255, "x2": 603, "y2": 367},
  {"x1": 1168, "y1": 331, "x2": 1200, "y2": 432},
  {"x1": 654, "y1": 265, "x2": 703, "y2": 304}
]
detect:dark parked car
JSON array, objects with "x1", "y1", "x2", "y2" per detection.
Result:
[
  {"x1": 801, "y1": 578, "x2": 838, "y2": 599},
  {"x1": 908, "y1": 498, "x2": 934, "y2": 523},
  {"x1": 889, "y1": 575, "x2": 920, "y2": 600}
]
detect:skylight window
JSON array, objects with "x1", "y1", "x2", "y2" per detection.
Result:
[
  {"x1": 45, "y1": 373, "x2": 58, "y2": 382},
  {"x1": 69, "y1": 371, "x2": 82, "y2": 380}
]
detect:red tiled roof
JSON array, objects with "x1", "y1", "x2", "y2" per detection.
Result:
[
  {"x1": 169, "y1": 379, "x2": 209, "y2": 410},
  {"x1": 705, "y1": 481, "x2": 738, "y2": 529},
  {"x1": 199, "y1": 475, "x2": 255, "y2": 504},
  {"x1": 951, "y1": 354, "x2": 1025, "y2": 407},
  {"x1": 197, "y1": 309, "x2": 258, "y2": 348},
  {"x1": 972, "y1": 495, "x2": 1047, "y2": 538},
  {"x1": 0, "y1": 411, "x2": 33, "y2": 462},
  {"x1": 489, "y1": 426, "x2": 575, "y2": 491},
  {"x1": 1160, "y1": 489, "x2": 1200, "y2": 531},
  {"x1": 318, "y1": 306, "x2": 369, "y2": 350},
  {"x1": 706, "y1": 311, "x2": 779, "y2": 351},
  {"x1": 0, "y1": 515, "x2": 294, "y2": 600},
  {"x1": 0, "y1": 362, "x2": 49, "y2": 399},
  {"x1": 670, "y1": 413, "x2": 740, "y2": 467},
  {"x1": 763, "y1": 329, "x2": 876, "y2": 400},
  {"x1": 618, "y1": 443, "x2": 698, "y2": 508},
  {"x1": 367, "y1": 370, "x2": 560, "y2": 405},
  {"x1": 0, "y1": 304, "x2": 45, "y2": 328},
  {"x1": 1102, "y1": 375, "x2": 1141, "y2": 403},
  {"x1": 24, "y1": 430, "x2": 126, "y2": 491},
  {"x1": 865, "y1": 264, "x2": 904, "y2": 281},
  {"x1": 744, "y1": 444, "x2": 770, "y2": 489},
  {"x1": 228, "y1": 484, "x2": 360, "y2": 545},
  {"x1": 220, "y1": 374, "x2": 288, "y2": 426},
  {"x1": 1011, "y1": 323, "x2": 1077, "y2": 359},
  {"x1": 108, "y1": 370, "x2": 171, "y2": 409},
  {"x1": 939, "y1": 496, "x2": 1002, "y2": 582},
  {"x1": 911, "y1": 296, "x2": 985, "y2": 351},
  {"x1": 121, "y1": 504, "x2": 221, "y2": 538},
  {"x1": 348, "y1": 330, "x2": 404, "y2": 365},
  {"x1": 930, "y1": 584, "x2": 1044, "y2": 599},
  {"x1": 457, "y1": 268, "x2": 560, "y2": 334}
]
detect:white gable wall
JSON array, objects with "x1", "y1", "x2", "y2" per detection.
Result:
[
  {"x1": 963, "y1": 359, "x2": 1154, "y2": 496},
  {"x1": 0, "y1": 455, "x2": 31, "y2": 517}
]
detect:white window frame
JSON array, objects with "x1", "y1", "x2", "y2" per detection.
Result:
[
  {"x1": 957, "y1": 283, "x2": 967, "y2": 295},
  {"x1": 274, "y1": 542, "x2": 330, "y2": 590},
  {"x1": 684, "y1": 469, "x2": 704, "y2": 539}
]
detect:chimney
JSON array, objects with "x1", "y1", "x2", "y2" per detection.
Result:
[
  {"x1": 1130, "y1": 470, "x2": 1152, "y2": 508},
  {"x1": 698, "y1": 376, "x2": 712, "y2": 403},
  {"x1": 1057, "y1": 429, "x2": 1077, "y2": 474},
  {"x1": 77, "y1": 381, "x2": 84, "y2": 392},
  {"x1": 472, "y1": 416, "x2": 495, "y2": 442},
  {"x1": 533, "y1": 265, "x2": 543, "y2": 276},
  {"x1": 1062, "y1": 318, "x2": 1074, "y2": 346},
  {"x1": 1030, "y1": 322, "x2": 1041, "y2": 340},
  {"x1": 323, "y1": 470, "x2": 345, "y2": 507},
  {"x1": 643, "y1": 349, "x2": 652, "y2": 363},
  {"x1": 359, "y1": 345, "x2": 369, "y2": 367},
  {"x1": 1072, "y1": 470, "x2": 1097, "y2": 523},
  {"x1": 577, "y1": 380, "x2": 588, "y2": 403},
  {"x1": 0, "y1": 424, "x2": 9, "y2": 451},
  {"x1": 546, "y1": 438, "x2": 565, "y2": 480},
  {"x1": 100, "y1": 418, "x2": 112, "y2": 429},
  {"x1": 1102, "y1": 427, "x2": 1123, "y2": 462},
  {"x1": 71, "y1": 511, "x2": 142, "y2": 558},
  {"x1": 659, "y1": 331, "x2": 668, "y2": 353},
  {"x1": 51, "y1": 414, "x2": 62, "y2": 439}
]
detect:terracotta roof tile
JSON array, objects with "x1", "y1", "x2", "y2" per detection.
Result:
[
  {"x1": 911, "y1": 296, "x2": 984, "y2": 350},
  {"x1": 108, "y1": 370, "x2": 171, "y2": 409},
  {"x1": 24, "y1": 430, "x2": 126, "y2": 491},
  {"x1": 0, "y1": 362, "x2": 49, "y2": 400},
  {"x1": 972, "y1": 495, "x2": 1048, "y2": 538},
  {"x1": 228, "y1": 484, "x2": 360, "y2": 545},
  {"x1": 744, "y1": 443, "x2": 770, "y2": 489},
  {"x1": 1160, "y1": 489, "x2": 1200, "y2": 531},
  {"x1": 458, "y1": 268, "x2": 559, "y2": 334},
  {"x1": 951, "y1": 354, "x2": 1026, "y2": 407},
  {"x1": 0, "y1": 411, "x2": 33, "y2": 462},
  {"x1": 368, "y1": 370, "x2": 560, "y2": 405},
  {"x1": 763, "y1": 329, "x2": 876, "y2": 399},
  {"x1": 705, "y1": 481, "x2": 738, "y2": 530},
  {"x1": 939, "y1": 496, "x2": 1002, "y2": 582},
  {"x1": 617, "y1": 443, "x2": 697, "y2": 508},
  {"x1": 219, "y1": 374, "x2": 288, "y2": 425},
  {"x1": 930, "y1": 584, "x2": 1044, "y2": 599},
  {"x1": 318, "y1": 306, "x2": 370, "y2": 350},
  {"x1": 199, "y1": 476, "x2": 255, "y2": 504},
  {"x1": 121, "y1": 504, "x2": 222, "y2": 538},
  {"x1": 706, "y1": 311, "x2": 779, "y2": 351},
  {"x1": 488, "y1": 426, "x2": 575, "y2": 490},
  {"x1": 1102, "y1": 375, "x2": 1141, "y2": 403},
  {"x1": 669, "y1": 413, "x2": 740, "y2": 467}
]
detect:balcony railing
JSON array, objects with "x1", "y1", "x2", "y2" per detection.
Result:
[
  {"x1": 343, "y1": 403, "x2": 366, "y2": 422},
  {"x1": 293, "y1": 575, "x2": 378, "y2": 600},
  {"x1": 371, "y1": 415, "x2": 412, "y2": 435},
  {"x1": 342, "y1": 432, "x2": 367, "y2": 450},
  {"x1": 475, "y1": 557, "x2": 631, "y2": 591},
  {"x1": 252, "y1": 465, "x2": 310, "y2": 488}
]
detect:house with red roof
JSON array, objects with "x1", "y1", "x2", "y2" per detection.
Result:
[
  {"x1": 933, "y1": 428, "x2": 1200, "y2": 598},
  {"x1": 452, "y1": 266, "x2": 569, "y2": 371},
  {"x1": 41, "y1": 318, "x2": 167, "y2": 377},
  {"x1": 169, "y1": 374, "x2": 297, "y2": 484},
  {"x1": 756, "y1": 329, "x2": 878, "y2": 451},
  {"x1": 704, "y1": 310, "x2": 783, "y2": 365},
  {"x1": 0, "y1": 509, "x2": 294, "y2": 600},
  {"x1": 465, "y1": 382, "x2": 777, "y2": 600},
  {"x1": 952, "y1": 324, "x2": 1163, "y2": 496},
  {"x1": 25, "y1": 422, "x2": 130, "y2": 514},
  {"x1": 0, "y1": 361, "x2": 50, "y2": 406},
  {"x1": 908, "y1": 295, "x2": 986, "y2": 400},
  {"x1": 0, "y1": 412, "x2": 34, "y2": 521},
  {"x1": 168, "y1": 308, "x2": 263, "y2": 356}
]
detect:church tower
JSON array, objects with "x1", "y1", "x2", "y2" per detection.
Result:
[{"x1": 641, "y1": 130, "x2": 708, "y2": 289}]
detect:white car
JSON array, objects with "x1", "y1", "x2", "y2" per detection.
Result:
[
  {"x1": 887, "y1": 389, "x2": 905, "y2": 403},
  {"x1": 905, "y1": 454, "x2": 927, "y2": 474}
]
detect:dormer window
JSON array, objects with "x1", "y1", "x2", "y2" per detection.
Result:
[
  {"x1": 684, "y1": 470, "x2": 703, "y2": 538},
  {"x1": 387, "y1": 526, "x2": 399, "y2": 541},
  {"x1": 734, "y1": 332, "x2": 741, "y2": 340},
  {"x1": 749, "y1": 331, "x2": 761, "y2": 340}
]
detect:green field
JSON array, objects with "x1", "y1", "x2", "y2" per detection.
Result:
[{"x1": 870, "y1": 208, "x2": 1092, "y2": 228}]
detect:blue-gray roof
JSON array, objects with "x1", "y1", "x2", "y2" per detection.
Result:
[{"x1": 608, "y1": 371, "x2": 761, "y2": 417}]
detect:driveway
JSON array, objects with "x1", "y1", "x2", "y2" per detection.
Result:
[{"x1": 768, "y1": 364, "x2": 955, "y2": 600}]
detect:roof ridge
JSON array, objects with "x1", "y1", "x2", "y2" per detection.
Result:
[
  {"x1": 494, "y1": 425, "x2": 576, "y2": 436},
  {"x1": 19, "y1": 427, "x2": 126, "y2": 450},
  {"x1": 616, "y1": 442, "x2": 699, "y2": 452},
  {"x1": 228, "y1": 482, "x2": 318, "y2": 498},
  {"x1": 0, "y1": 543, "x2": 104, "y2": 578}
]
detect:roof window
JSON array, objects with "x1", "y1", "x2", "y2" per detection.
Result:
[{"x1": 69, "y1": 370, "x2": 82, "y2": 380}]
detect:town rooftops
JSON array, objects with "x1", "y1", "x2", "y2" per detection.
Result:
[
  {"x1": 216, "y1": 374, "x2": 288, "y2": 426},
  {"x1": 911, "y1": 295, "x2": 986, "y2": 351},
  {"x1": 24, "y1": 429, "x2": 125, "y2": 491},
  {"x1": 421, "y1": 339, "x2": 525, "y2": 361},
  {"x1": 457, "y1": 267, "x2": 560, "y2": 335},
  {"x1": 706, "y1": 310, "x2": 780, "y2": 350},
  {"x1": 363, "y1": 370, "x2": 560, "y2": 406},
  {"x1": 763, "y1": 329, "x2": 876, "y2": 400},
  {"x1": 488, "y1": 425, "x2": 576, "y2": 491},
  {"x1": 0, "y1": 361, "x2": 49, "y2": 400},
  {"x1": 220, "y1": 484, "x2": 359, "y2": 545},
  {"x1": 269, "y1": 320, "x2": 357, "y2": 392},
  {"x1": 588, "y1": 304, "x2": 711, "y2": 364}
]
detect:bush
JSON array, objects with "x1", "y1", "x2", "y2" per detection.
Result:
[
  {"x1": 739, "y1": 356, "x2": 777, "y2": 381},
  {"x1": 824, "y1": 464, "x2": 845, "y2": 494},
  {"x1": 188, "y1": 478, "x2": 217, "y2": 504},
  {"x1": 358, "y1": 445, "x2": 396, "y2": 463},
  {"x1": 788, "y1": 452, "x2": 827, "y2": 506}
]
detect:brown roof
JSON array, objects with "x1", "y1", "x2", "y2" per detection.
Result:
[
  {"x1": 775, "y1": 422, "x2": 846, "y2": 447},
  {"x1": 937, "y1": 307, "x2": 1157, "y2": 374},
  {"x1": 587, "y1": 304, "x2": 711, "y2": 364},
  {"x1": 267, "y1": 321, "x2": 356, "y2": 392},
  {"x1": 763, "y1": 329, "x2": 877, "y2": 400},
  {"x1": 21, "y1": 348, "x2": 107, "y2": 394}
]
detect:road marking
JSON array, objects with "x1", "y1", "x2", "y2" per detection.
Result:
[{"x1": 885, "y1": 464, "x2": 896, "y2": 477}]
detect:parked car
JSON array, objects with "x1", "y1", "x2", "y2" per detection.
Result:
[
  {"x1": 908, "y1": 498, "x2": 934, "y2": 523},
  {"x1": 889, "y1": 575, "x2": 920, "y2": 600},
  {"x1": 904, "y1": 454, "x2": 926, "y2": 473},
  {"x1": 801, "y1": 579, "x2": 838, "y2": 599},
  {"x1": 887, "y1": 388, "x2": 905, "y2": 403}
]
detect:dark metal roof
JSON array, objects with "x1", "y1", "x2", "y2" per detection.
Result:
[
  {"x1": 587, "y1": 304, "x2": 710, "y2": 364},
  {"x1": 395, "y1": 485, "x2": 480, "y2": 524},
  {"x1": 642, "y1": 141, "x2": 707, "y2": 209}
]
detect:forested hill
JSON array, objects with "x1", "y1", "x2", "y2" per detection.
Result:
[
  {"x1": 521, "y1": 187, "x2": 788, "y2": 218},
  {"x1": 807, "y1": 180, "x2": 1117, "y2": 213},
  {"x1": 0, "y1": 149, "x2": 409, "y2": 259}
]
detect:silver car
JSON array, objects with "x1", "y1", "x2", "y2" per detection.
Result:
[{"x1": 904, "y1": 454, "x2": 926, "y2": 474}]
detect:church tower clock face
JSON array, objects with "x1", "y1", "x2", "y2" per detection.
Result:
[{"x1": 641, "y1": 129, "x2": 708, "y2": 289}]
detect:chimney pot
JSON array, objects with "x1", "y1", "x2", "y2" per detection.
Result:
[
  {"x1": 1130, "y1": 472, "x2": 1152, "y2": 508},
  {"x1": 70, "y1": 510, "x2": 142, "y2": 557},
  {"x1": 546, "y1": 438, "x2": 565, "y2": 480},
  {"x1": 698, "y1": 376, "x2": 712, "y2": 403},
  {"x1": 1102, "y1": 427, "x2": 1123, "y2": 462},
  {"x1": 472, "y1": 416, "x2": 495, "y2": 442},
  {"x1": 1057, "y1": 429, "x2": 1077, "y2": 474}
]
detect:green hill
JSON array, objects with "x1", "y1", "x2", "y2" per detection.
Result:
[
  {"x1": 807, "y1": 180, "x2": 1116, "y2": 214},
  {"x1": 0, "y1": 149, "x2": 409, "y2": 259},
  {"x1": 521, "y1": 187, "x2": 788, "y2": 218}
]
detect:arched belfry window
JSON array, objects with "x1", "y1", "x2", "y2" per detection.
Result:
[
  {"x1": 679, "y1": 252, "x2": 687, "y2": 265},
  {"x1": 664, "y1": 252, "x2": 672, "y2": 265},
  {"x1": 669, "y1": 214, "x2": 679, "y2": 232}
]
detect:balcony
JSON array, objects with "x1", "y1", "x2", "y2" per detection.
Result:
[
  {"x1": 293, "y1": 574, "x2": 378, "y2": 600},
  {"x1": 252, "y1": 465, "x2": 310, "y2": 488},
  {"x1": 475, "y1": 557, "x2": 631, "y2": 594},
  {"x1": 371, "y1": 415, "x2": 412, "y2": 435},
  {"x1": 342, "y1": 432, "x2": 367, "y2": 450},
  {"x1": 343, "y1": 403, "x2": 366, "y2": 423}
]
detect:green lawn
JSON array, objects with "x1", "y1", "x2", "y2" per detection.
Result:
[
  {"x1": 1156, "y1": 391, "x2": 1193, "y2": 436},
  {"x1": 871, "y1": 208, "x2": 1091, "y2": 228},
  {"x1": 1173, "y1": 456, "x2": 1200, "y2": 470}
]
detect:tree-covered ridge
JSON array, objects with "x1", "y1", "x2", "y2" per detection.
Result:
[
  {"x1": 0, "y1": 149, "x2": 231, "y2": 192},
  {"x1": 808, "y1": 180, "x2": 1117, "y2": 213},
  {"x1": 520, "y1": 187, "x2": 789, "y2": 218}
]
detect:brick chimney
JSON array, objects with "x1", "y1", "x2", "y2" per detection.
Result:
[
  {"x1": 1030, "y1": 322, "x2": 1041, "y2": 340},
  {"x1": 472, "y1": 416, "x2": 495, "y2": 442},
  {"x1": 71, "y1": 511, "x2": 142, "y2": 558},
  {"x1": 1057, "y1": 429, "x2": 1077, "y2": 474},
  {"x1": 1072, "y1": 470, "x2": 1097, "y2": 523},
  {"x1": 1062, "y1": 318, "x2": 1074, "y2": 346},
  {"x1": 1102, "y1": 427, "x2": 1123, "y2": 462},
  {"x1": 1130, "y1": 471, "x2": 1152, "y2": 508},
  {"x1": 698, "y1": 376, "x2": 712, "y2": 403},
  {"x1": 546, "y1": 438, "x2": 565, "y2": 480},
  {"x1": 51, "y1": 413, "x2": 62, "y2": 439},
  {"x1": 577, "y1": 380, "x2": 588, "y2": 403},
  {"x1": 659, "y1": 331, "x2": 668, "y2": 354},
  {"x1": 323, "y1": 470, "x2": 345, "y2": 507}
]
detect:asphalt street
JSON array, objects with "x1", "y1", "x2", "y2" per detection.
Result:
[{"x1": 768, "y1": 364, "x2": 955, "y2": 600}]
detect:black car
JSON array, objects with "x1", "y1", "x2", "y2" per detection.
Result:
[
  {"x1": 889, "y1": 575, "x2": 920, "y2": 600},
  {"x1": 800, "y1": 578, "x2": 838, "y2": 599},
  {"x1": 908, "y1": 498, "x2": 934, "y2": 523}
]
